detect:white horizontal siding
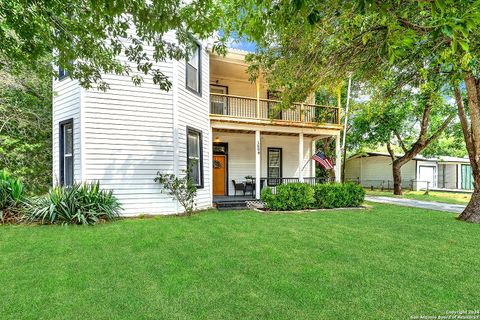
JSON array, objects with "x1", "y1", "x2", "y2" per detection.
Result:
[
  {"x1": 52, "y1": 77, "x2": 82, "y2": 184},
  {"x1": 175, "y1": 43, "x2": 212, "y2": 210},
  {"x1": 212, "y1": 132, "x2": 314, "y2": 195},
  {"x1": 345, "y1": 158, "x2": 361, "y2": 181},
  {"x1": 82, "y1": 34, "x2": 178, "y2": 216},
  {"x1": 444, "y1": 164, "x2": 458, "y2": 189},
  {"x1": 261, "y1": 135, "x2": 313, "y2": 179},
  {"x1": 345, "y1": 156, "x2": 417, "y2": 188}
]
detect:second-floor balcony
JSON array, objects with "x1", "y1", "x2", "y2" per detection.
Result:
[{"x1": 210, "y1": 93, "x2": 340, "y2": 126}]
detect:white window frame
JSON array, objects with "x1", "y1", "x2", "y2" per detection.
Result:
[
  {"x1": 187, "y1": 127, "x2": 203, "y2": 188},
  {"x1": 60, "y1": 119, "x2": 74, "y2": 186},
  {"x1": 186, "y1": 42, "x2": 201, "y2": 95}
]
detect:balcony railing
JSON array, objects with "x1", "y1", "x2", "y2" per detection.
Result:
[{"x1": 210, "y1": 94, "x2": 340, "y2": 125}]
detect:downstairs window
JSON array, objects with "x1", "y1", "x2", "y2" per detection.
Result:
[
  {"x1": 60, "y1": 120, "x2": 74, "y2": 186},
  {"x1": 187, "y1": 127, "x2": 203, "y2": 188}
]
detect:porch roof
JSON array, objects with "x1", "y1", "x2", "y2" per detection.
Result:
[{"x1": 211, "y1": 119, "x2": 341, "y2": 138}]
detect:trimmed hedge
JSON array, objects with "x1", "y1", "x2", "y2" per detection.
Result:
[
  {"x1": 261, "y1": 183, "x2": 314, "y2": 211},
  {"x1": 261, "y1": 182, "x2": 365, "y2": 211},
  {"x1": 313, "y1": 182, "x2": 365, "y2": 209}
]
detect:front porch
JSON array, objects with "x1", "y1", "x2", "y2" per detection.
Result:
[{"x1": 211, "y1": 128, "x2": 341, "y2": 200}]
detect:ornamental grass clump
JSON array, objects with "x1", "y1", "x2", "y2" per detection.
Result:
[
  {"x1": 28, "y1": 182, "x2": 121, "y2": 225},
  {"x1": 0, "y1": 170, "x2": 25, "y2": 223}
]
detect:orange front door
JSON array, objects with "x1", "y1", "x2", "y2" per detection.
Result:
[{"x1": 213, "y1": 155, "x2": 226, "y2": 195}]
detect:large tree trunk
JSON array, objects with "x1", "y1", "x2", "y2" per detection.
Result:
[
  {"x1": 387, "y1": 142, "x2": 404, "y2": 195},
  {"x1": 456, "y1": 75, "x2": 480, "y2": 223},
  {"x1": 459, "y1": 180, "x2": 480, "y2": 223},
  {"x1": 392, "y1": 161, "x2": 402, "y2": 195}
]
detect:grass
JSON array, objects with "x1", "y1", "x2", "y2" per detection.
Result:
[
  {"x1": 1, "y1": 205, "x2": 480, "y2": 319},
  {"x1": 366, "y1": 189, "x2": 472, "y2": 205}
]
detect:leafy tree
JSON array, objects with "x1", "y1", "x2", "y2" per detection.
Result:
[
  {"x1": 0, "y1": 0, "x2": 223, "y2": 90},
  {"x1": 221, "y1": 0, "x2": 480, "y2": 222},
  {"x1": 0, "y1": 62, "x2": 51, "y2": 194},
  {"x1": 350, "y1": 77, "x2": 455, "y2": 194}
]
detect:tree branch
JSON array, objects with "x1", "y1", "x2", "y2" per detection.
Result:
[
  {"x1": 394, "y1": 130, "x2": 408, "y2": 153},
  {"x1": 425, "y1": 114, "x2": 455, "y2": 146},
  {"x1": 386, "y1": 142, "x2": 396, "y2": 162},
  {"x1": 454, "y1": 85, "x2": 474, "y2": 156},
  {"x1": 418, "y1": 95, "x2": 433, "y2": 142},
  {"x1": 396, "y1": 17, "x2": 432, "y2": 33}
]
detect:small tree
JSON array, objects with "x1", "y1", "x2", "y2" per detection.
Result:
[{"x1": 154, "y1": 168, "x2": 197, "y2": 216}]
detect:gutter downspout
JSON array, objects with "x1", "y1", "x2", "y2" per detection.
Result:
[{"x1": 341, "y1": 73, "x2": 353, "y2": 183}]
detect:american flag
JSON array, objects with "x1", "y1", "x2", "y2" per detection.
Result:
[{"x1": 312, "y1": 151, "x2": 335, "y2": 170}]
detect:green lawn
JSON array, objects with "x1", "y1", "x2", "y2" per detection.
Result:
[
  {"x1": 366, "y1": 189, "x2": 472, "y2": 205},
  {"x1": 1, "y1": 205, "x2": 480, "y2": 319}
]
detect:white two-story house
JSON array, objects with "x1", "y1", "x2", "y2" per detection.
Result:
[{"x1": 52, "y1": 35, "x2": 343, "y2": 216}]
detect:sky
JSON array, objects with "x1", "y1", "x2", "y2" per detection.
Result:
[{"x1": 228, "y1": 38, "x2": 257, "y2": 52}]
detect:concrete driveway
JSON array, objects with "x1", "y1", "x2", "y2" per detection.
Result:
[{"x1": 365, "y1": 196, "x2": 465, "y2": 214}]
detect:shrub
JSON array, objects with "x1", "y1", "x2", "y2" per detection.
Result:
[
  {"x1": 27, "y1": 182, "x2": 121, "y2": 225},
  {"x1": 313, "y1": 182, "x2": 365, "y2": 209},
  {"x1": 261, "y1": 183, "x2": 315, "y2": 211},
  {"x1": 154, "y1": 169, "x2": 197, "y2": 216},
  {"x1": 261, "y1": 182, "x2": 365, "y2": 211},
  {"x1": 0, "y1": 170, "x2": 25, "y2": 223}
]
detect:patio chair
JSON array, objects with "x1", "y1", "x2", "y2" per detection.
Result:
[
  {"x1": 244, "y1": 181, "x2": 255, "y2": 196},
  {"x1": 232, "y1": 180, "x2": 245, "y2": 196}
]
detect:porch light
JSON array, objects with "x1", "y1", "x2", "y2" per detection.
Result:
[{"x1": 214, "y1": 136, "x2": 221, "y2": 143}]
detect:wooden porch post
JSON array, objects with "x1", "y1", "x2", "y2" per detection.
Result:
[
  {"x1": 298, "y1": 133, "x2": 304, "y2": 182},
  {"x1": 335, "y1": 134, "x2": 341, "y2": 182},
  {"x1": 311, "y1": 139, "x2": 317, "y2": 179},
  {"x1": 337, "y1": 86, "x2": 342, "y2": 126},
  {"x1": 255, "y1": 130, "x2": 261, "y2": 199},
  {"x1": 256, "y1": 80, "x2": 260, "y2": 118}
]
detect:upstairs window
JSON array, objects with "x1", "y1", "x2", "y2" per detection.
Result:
[
  {"x1": 187, "y1": 128, "x2": 203, "y2": 188},
  {"x1": 186, "y1": 43, "x2": 201, "y2": 94},
  {"x1": 60, "y1": 120, "x2": 74, "y2": 186},
  {"x1": 58, "y1": 66, "x2": 68, "y2": 80}
]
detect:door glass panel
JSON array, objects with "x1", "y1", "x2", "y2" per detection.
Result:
[{"x1": 210, "y1": 85, "x2": 228, "y2": 114}]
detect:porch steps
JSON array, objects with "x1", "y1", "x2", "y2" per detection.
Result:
[{"x1": 213, "y1": 197, "x2": 250, "y2": 210}]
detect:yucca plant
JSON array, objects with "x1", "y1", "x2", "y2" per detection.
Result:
[
  {"x1": 28, "y1": 182, "x2": 122, "y2": 225},
  {"x1": 0, "y1": 170, "x2": 25, "y2": 223}
]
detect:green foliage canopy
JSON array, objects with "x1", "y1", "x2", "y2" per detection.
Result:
[
  {"x1": 0, "y1": 0, "x2": 224, "y2": 90},
  {"x1": 0, "y1": 61, "x2": 52, "y2": 194},
  {"x1": 221, "y1": 0, "x2": 480, "y2": 102}
]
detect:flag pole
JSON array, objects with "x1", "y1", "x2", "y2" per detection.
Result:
[
  {"x1": 301, "y1": 147, "x2": 323, "y2": 172},
  {"x1": 342, "y1": 72, "x2": 353, "y2": 150}
]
